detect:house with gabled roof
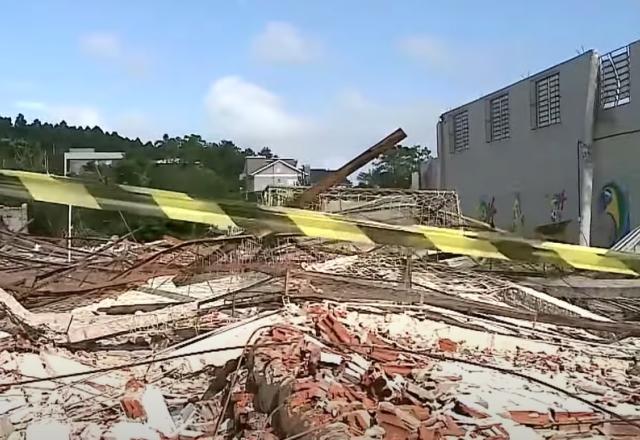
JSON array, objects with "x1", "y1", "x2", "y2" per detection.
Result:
[{"x1": 240, "y1": 156, "x2": 304, "y2": 195}]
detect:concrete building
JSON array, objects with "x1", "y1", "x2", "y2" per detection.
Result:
[
  {"x1": 241, "y1": 157, "x2": 304, "y2": 194},
  {"x1": 66, "y1": 148, "x2": 124, "y2": 175},
  {"x1": 435, "y1": 40, "x2": 639, "y2": 246}
]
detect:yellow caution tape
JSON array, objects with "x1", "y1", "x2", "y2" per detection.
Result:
[{"x1": 2, "y1": 169, "x2": 640, "y2": 276}]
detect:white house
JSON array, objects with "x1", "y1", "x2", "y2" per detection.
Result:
[{"x1": 241, "y1": 156, "x2": 304, "y2": 194}]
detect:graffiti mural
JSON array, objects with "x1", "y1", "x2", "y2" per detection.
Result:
[
  {"x1": 479, "y1": 197, "x2": 497, "y2": 227},
  {"x1": 511, "y1": 193, "x2": 525, "y2": 233},
  {"x1": 599, "y1": 182, "x2": 631, "y2": 245},
  {"x1": 550, "y1": 190, "x2": 567, "y2": 223}
]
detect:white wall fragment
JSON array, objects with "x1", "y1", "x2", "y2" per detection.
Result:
[
  {"x1": 140, "y1": 386, "x2": 176, "y2": 437},
  {"x1": 104, "y1": 422, "x2": 160, "y2": 440},
  {"x1": 26, "y1": 420, "x2": 70, "y2": 440}
]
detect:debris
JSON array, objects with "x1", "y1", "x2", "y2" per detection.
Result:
[
  {"x1": 0, "y1": 232, "x2": 636, "y2": 439},
  {"x1": 26, "y1": 420, "x2": 70, "y2": 440},
  {"x1": 139, "y1": 385, "x2": 176, "y2": 437},
  {"x1": 436, "y1": 338, "x2": 458, "y2": 353},
  {"x1": 104, "y1": 422, "x2": 160, "y2": 440},
  {"x1": 0, "y1": 416, "x2": 13, "y2": 440}
]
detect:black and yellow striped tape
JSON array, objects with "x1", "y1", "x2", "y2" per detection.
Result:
[{"x1": 2, "y1": 169, "x2": 640, "y2": 276}]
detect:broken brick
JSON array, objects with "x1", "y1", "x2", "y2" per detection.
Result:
[
  {"x1": 441, "y1": 416, "x2": 465, "y2": 437},
  {"x1": 120, "y1": 379, "x2": 147, "y2": 420},
  {"x1": 453, "y1": 400, "x2": 489, "y2": 419},
  {"x1": 418, "y1": 425, "x2": 442, "y2": 440},
  {"x1": 437, "y1": 338, "x2": 458, "y2": 353},
  {"x1": 508, "y1": 410, "x2": 552, "y2": 427}
]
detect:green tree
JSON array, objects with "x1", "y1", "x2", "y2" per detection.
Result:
[
  {"x1": 258, "y1": 147, "x2": 275, "y2": 159},
  {"x1": 14, "y1": 113, "x2": 26, "y2": 129},
  {"x1": 357, "y1": 145, "x2": 430, "y2": 188},
  {"x1": 0, "y1": 111, "x2": 279, "y2": 238}
]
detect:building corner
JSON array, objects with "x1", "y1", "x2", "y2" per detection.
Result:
[{"x1": 578, "y1": 52, "x2": 599, "y2": 246}]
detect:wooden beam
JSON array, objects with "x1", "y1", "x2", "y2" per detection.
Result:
[
  {"x1": 293, "y1": 128, "x2": 407, "y2": 207},
  {"x1": 519, "y1": 276, "x2": 640, "y2": 299}
]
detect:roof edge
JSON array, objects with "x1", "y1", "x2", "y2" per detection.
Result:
[{"x1": 439, "y1": 50, "x2": 596, "y2": 118}]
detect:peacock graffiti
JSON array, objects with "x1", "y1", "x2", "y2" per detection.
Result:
[{"x1": 599, "y1": 182, "x2": 631, "y2": 244}]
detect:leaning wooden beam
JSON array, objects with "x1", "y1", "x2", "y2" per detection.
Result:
[
  {"x1": 293, "y1": 128, "x2": 407, "y2": 207},
  {"x1": 519, "y1": 276, "x2": 640, "y2": 299},
  {"x1": 66, "y1": 301, "x2": 200, "y2": 343},
  {"x1": 294, "y1": 271, "x2": 640, "y2": 336}
]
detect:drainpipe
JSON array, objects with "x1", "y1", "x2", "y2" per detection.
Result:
[
  {"x1": 578, "y1": 52, "x2": 599, "y2": 246},
  {"x1": 437, "y1": 116, "x2": 445, "y2": 189}
]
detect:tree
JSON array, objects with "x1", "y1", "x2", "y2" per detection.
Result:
[
  {"x1": 14, "y1": 113, "x2": 26, "y2": 128},
  {"x1": 180, "y1": 134, "x2": 205, "y2": 164},
  {"x1": 357, "y1": 145, "x2": 431, "y2": 189},
  {"x1": 0, "y1": 111, "x2": 279, "y2": 239},
  {"x1": 258, "y1": 147, "x2": 275, "y2": 159}
]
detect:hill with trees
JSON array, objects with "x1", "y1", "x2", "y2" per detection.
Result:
[
  {"x1": 0, "y1": 114, "x2": 272, "y2": 239},
  {"x1": 0, "y1": 113, "x2": 430, "y2": 240}
]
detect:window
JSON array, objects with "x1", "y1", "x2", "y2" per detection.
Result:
[
  {"x1": 489, "y1": 94, "x2": 510, "y2": 141},
  {"x1": 600, "y1": 46, "x2": 631, "y2": 109},
  {"x1": 452, "y1": 110, "x2": 469, "y2": 152},
  {"x1": 535, "y1": 73, "x2": 560, "y2": 127}
]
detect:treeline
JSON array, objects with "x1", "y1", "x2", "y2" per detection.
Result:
[
  {"x1": 0, "y1": 114, "x2": 275, "y2": 239},
  {"x1": 0, "y1": 114, "x2": 431, "y2": 240}
]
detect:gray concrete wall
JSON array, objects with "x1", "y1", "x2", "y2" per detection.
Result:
[
  {"x1": 591, "y1": 41, "x2": 640, "y2": 247},
  {"x1": 419, "y1": 158, "x2": 440, "y2": 190},
  {"x1": 438, "y1": 52, "x2": 596, "y2": 241}
]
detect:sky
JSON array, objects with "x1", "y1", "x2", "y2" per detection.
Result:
[{"x1": 1, "y1": 1, "x2": 639, "y2": 168}]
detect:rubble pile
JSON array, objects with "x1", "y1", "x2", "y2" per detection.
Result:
[{"x1": 0, "y1": 232, "x2": 639, "y2": 439}]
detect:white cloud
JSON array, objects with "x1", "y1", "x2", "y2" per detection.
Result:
[
  {"x1": 12, "y1": 101, "x2": 159, "y2": 141},
  {"x1": 204, "y1": 76, "x2": 442, "y2": 168},
  {"x1": 252, "y1": 21, "x2": 321, "y2": 65},
  {"x1": 316, "y1": 89, "x2": 441, "y2": 167},
  {"x1": 14, "y1": 101, "x2": 46, "y2": 111},
  {"x1": 15, "y1": 101, "x2": 103, "y2": 127},
  {"x1": 205, "y1": 76, "x2": 312, "y2": 152},
  {"x1": 79, "y1": 32, "x2": 151, "y2": 78},
  {"x1": 80, "y1": 32, "x2": 122, "y2": 59},
  {"x1": 52, "y1": 106, "x2": 103, "y2": 127}
]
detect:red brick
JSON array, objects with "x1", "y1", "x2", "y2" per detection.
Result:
[
  {"x1": 437, "y1": 338, "x2": 458, "y2": 353},
  {"x1": 441, "y1": 416, "x2": 465, "y2": 437},
  {"x1": 508, "y1": 411, "x2": 551, "y2": 427},
  {"x1": 398, "y1": 405, "x2": 431, "y2": 421},
  {"x1": 418, "y1": 425, "x2": 441, "y2": 440},
  {"x1": 453, "y1": 400, "x2": 489, "y2": 419},
  {"x1": 121, "y1": 379, "x2": 146, "y2": 420},
  {"x1": 382, "y1": 363, "x2": 414, "y2": 376}
]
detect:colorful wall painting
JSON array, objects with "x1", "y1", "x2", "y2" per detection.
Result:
[
  {"x1": 511, "y1": 193, "x2": 525, "y2": 233},
  {"x1": 599, "y1": 182, "x2": 631, "y2": 245},
  {"x1": 550, "y1": 190, "x2": 567, "y2": 223},
  {"x1": 479, "y1": 197, "x2": 497, "y2": 227}
]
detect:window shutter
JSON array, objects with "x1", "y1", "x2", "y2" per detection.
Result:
[
  {"x1": 447, "y1": 115, "x2": 455, "y2": 154},
  {"x1": 488, "y1": 94, "x2": 509, "y2": 141},
  {"x1": 452, "y1": 111, "x2": 469, "y2": 152},
  {"x1": 484, "y1": 99, "x2": 491, "y2": 143},
  {"x1": 600, "y1": 46, "x2": 631, "y2": 109},
  {"x1": 529, "y1": 80, "x2": 537, "y2": 129},
  {"x1": 534, "y1": 73, "x2": 560, "y2": 128}
]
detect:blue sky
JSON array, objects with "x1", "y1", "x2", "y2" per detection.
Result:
[{"x1": 1, "y1": 0, "x2": 639, "y2": 167}]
